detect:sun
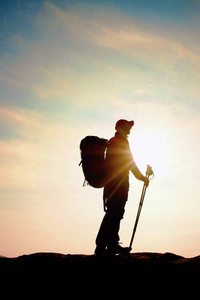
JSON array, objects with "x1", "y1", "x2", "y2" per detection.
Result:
[{"x1": 129, "y1": 129, "x2": 168, "y2": 177}]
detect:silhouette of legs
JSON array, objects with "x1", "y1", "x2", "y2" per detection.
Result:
[
  {"x1": 95, "y1": 187, "x2": 128, "y2": 255},
  {"x1": 95, "y1": 211, "x2": 120, "y2": 248}
]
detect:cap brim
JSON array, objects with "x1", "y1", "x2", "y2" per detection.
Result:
[{"x1": 129, "y1": 120, "x2": 134, "y2": 127}]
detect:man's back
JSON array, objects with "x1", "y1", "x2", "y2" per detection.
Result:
[{"x1": 106, "y1": 132, "x2": 134, "y2": 185}]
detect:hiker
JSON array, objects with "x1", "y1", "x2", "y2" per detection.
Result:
[{"x1": 95, "y1": 119, "x2": 149, "y2": 255}]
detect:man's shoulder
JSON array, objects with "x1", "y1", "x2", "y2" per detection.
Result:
[{"x1": 109, "y1": 134, "x2": 129, "y2": 147}]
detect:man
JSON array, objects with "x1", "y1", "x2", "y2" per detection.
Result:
[{"x1": 95, "y1": 119, "x2": 149, "y2": 255}]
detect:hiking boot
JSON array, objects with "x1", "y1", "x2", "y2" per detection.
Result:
[
  {"x1": 107, "y1": 244, "x2": 131, "y2": 256},
  {"x1": 94, "y1": 245, "x2": 107, "y2": 256}
]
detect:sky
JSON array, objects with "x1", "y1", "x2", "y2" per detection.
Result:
[{"x1": 0, "y1": 0, "x2": 200, "y2": 258}]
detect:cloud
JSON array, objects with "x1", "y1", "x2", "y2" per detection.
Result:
[
  {"x1": 95, "y1": 25, "x2": 200, "y2": 64},
  {"x1": 1, "y1": 1, "x2": 200, "y2": 113},
  {"x1": 0, "y1": 107, "x2": 76, "y2": 195}
]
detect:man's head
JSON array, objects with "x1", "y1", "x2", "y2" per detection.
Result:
[{"x1": 115, "y1": 119, "x2": 134, "y2": 136}]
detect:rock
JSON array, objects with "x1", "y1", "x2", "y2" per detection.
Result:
[
  {"x1": 1, "y1": 251, "x2": 200, "y2": 270},
  {"x1": 1, "y1": 252, "x2": 199, "y2": 294}
]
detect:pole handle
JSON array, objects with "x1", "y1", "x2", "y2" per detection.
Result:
[{"x1": 146, "y1": 164, "x2": 154, "y2": 179}]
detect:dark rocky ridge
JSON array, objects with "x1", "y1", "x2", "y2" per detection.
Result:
[
  {"x1": 1, "y1": 251, "x2": 200, "y2": 270},
  {"x1": 1, "y1": 252, "x2": 199, "y2": 295}
]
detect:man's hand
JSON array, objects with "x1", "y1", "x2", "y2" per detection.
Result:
[{"x1": 143, "y1": 176, "x2": 149, "y2": 187}]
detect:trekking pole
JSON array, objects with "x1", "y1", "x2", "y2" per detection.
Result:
[{"x1": 129, "y1": 165, "x2": 154, "y2": 250}]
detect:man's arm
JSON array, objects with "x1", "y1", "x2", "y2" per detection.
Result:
[
  {"x1": 125, "y1": 139, "x2": 149, "y2": 186},
  {"x1": 130, "y1": 163, "x2": 149, "y2": 186}
]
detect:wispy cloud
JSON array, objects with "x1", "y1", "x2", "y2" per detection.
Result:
[
  {"x1": 1, "y1": 2, "x2": 199, "y2": 111},
  {"x1": 0, "y1": 106, "x2": 76, "y2": 196},
  {"x1": 95, "y1": 25, "x2": 200, "y2": 64}
]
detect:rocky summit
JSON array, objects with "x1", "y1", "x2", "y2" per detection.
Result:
[{"x1": 1, "y1": 251, "x2": 200, "y2": 270}]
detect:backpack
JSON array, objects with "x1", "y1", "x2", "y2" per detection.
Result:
[{"x1": 79, "y1": 136, "x2": 108, "y2": 188}]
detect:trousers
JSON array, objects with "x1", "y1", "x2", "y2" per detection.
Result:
[{"x1": 96, "y1": 184, "x2": 128, "y2": 248}]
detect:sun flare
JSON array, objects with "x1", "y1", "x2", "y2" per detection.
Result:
[{"x1": 129, "y1": 130, "x2": 168, "y2": 177}]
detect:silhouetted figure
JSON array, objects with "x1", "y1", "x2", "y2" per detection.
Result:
[{"x1": 95, "y1": 119, "x2": 149, "y2": 255}]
